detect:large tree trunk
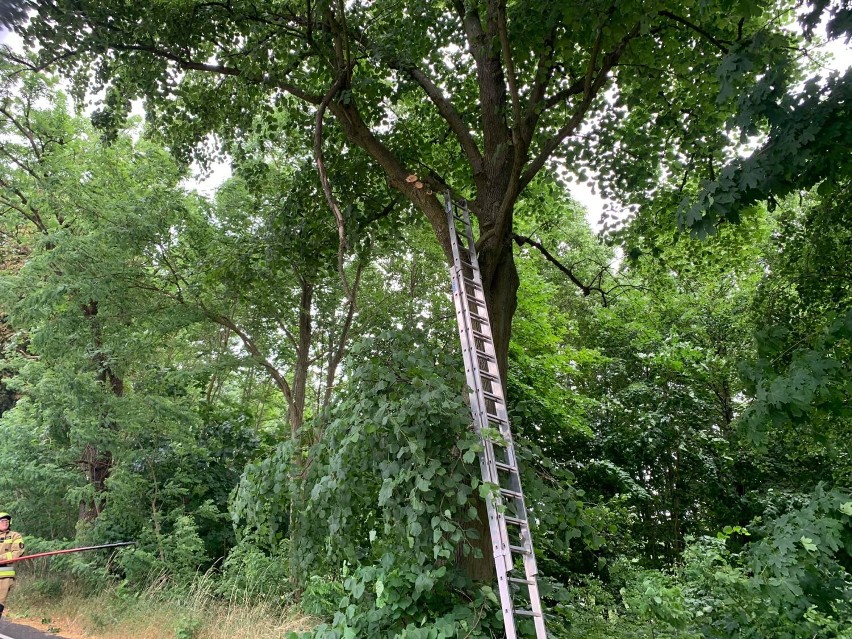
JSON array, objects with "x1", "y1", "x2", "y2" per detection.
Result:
[
  {"x1": 453, "y1": 211, "x2": 520, "y2": 582},
  {"x1": 477, "y1": 233, "x2": 520, "y2": 381}
]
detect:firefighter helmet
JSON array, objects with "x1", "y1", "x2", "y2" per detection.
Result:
[{"x1": 0, "y1": 513, "x2": 9, "y2": 521}]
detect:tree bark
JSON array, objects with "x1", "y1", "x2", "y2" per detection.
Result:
[
  {"x1": 290, "y1": 278, "x2": 314, "y2": 447},
  {"x1": 476, "y1": 232, "x2": 520, "y2": 382},
  {"x1": 78, "y1": 300, "x2": 123, "y2": 522},
  {"x1": 78, "y1": 443, "x2": 112, "y2": 522}
]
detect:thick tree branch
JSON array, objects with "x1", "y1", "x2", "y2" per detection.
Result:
[
  {"x1": 105, "y1": 43, "x2": 324, "y2": 104},
  {"x1": 0, "y1": 105, "x2": 42, "y2": 159},
  {"x1": 2, "y1": 48, "x2": 81, "y2": 74},
  {"x1": 0, "y1": 145, "x2": 42, "y2": 181},
  {"x1": 404, "y1": 65, "x2": 484, "y2": 175},
  {"x1": 205, "y1": 309, "x2": 294, "y2": 406},
  {"x1": 0, "y1": 180, "x2": 48, "y2": 233},
  {"x1": 585, "y1": 27, "x2": 604, "y2": 98},
  {"x1": 541, "y1": 79, "x2": 586, "y2": 111},
  {"x1": 362, "y1": 195, "x2": 400, "y2": 226},
  {"x1": 322, "y1": 259, "x2": 363, "y2": 412},
  {"x1": 454, "y1": 0, "x2": 511, "y2": 166},
  {"x1": 304, "y1": 15, "x2": 485, "y2": 175},
  {"x1": 497, "y1": 0, "x2": 522, "y2": 140},
  {"x1": 112, "y1": 43, "x2": 242, "y2": 75},
  {"x1": 328, "y1": 99, "x2": 452, "y2": 257},
  {"x1": 520, "y1": 25, "x2": 639, "y2": 191},
  {"x1": 522, "y1": 25, "x2": 559, "y2": 144}
]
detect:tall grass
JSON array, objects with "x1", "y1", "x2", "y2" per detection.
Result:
[{"x1": 9, "y1": 569, "x2": 315, "y2": 639}]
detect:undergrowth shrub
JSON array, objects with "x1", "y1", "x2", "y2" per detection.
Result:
[
  {"x1": 115, "y1": 514, "x2": 210, "y2": 589},
  {"x1": 300, "y1": 575, "x2": 344, "y2": 618},
  {"x1": 215, "y1": 536, "x2": 291, "y2": 602}
]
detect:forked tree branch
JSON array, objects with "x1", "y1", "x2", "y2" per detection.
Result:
[
  {"x1": 520, "y1": 24, "x2": 639, "y2": 191},
  {"x1": 513, "y1": 233, "x2": 609, "y2": 305}
]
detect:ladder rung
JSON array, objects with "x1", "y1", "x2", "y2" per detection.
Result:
[
  {"x1": 500, "y1": 488, "x2": 524, "y2": 499},
  {"x1": 514, "y1": 609, "x2": 542, "y2": 618},
  {"x1": 462, "y1": 276, "x2": 483, "y2": 290},
  {"x1": 509, "y1": 544, "x2": 531, "y2": 555},
  {"x1": 477, "y1": 369, "x2": 499, "y2": 381},
  {"x1": 485, "y1": 404, "x2": 504, "y2": 417},
  {"x1": 508, "y1": 577, "x2": 535, "y2": 585},
  {"x1": 472, "y1": 329, "x2": 492, "y2": 342},
  {"x1": 494, "y1": 461, "x2": 517, "y2": 473},
  {"x1": 482, "y1": 390, "x2": 504, "y2": 404},
  {"x1": 502, "y1": 515, "x2": 527, "y2": 526},
  {"x1": 465, "y1": 293, "x2": 485, "y2": 306},
  {"x1": 475, "y1": 350, "x2": 496, "y2": 362},
  {"x1": 468, "y1": 309, "x2": 488, "y2": 322},
  {"x1": 479, "y1": 422, "x2": 510, "y2": 434}
]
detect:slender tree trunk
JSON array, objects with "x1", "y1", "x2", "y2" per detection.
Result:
[
  {"x1": 288, "y1": 279, "x2": 313, "y2": 588},
  {"x1": 78, "y1": 300, "x2": 122, "y2": 523},
  {"x1": 290, "y1": 279, "x2": 314, "y2": 446},
  {"x1": 78, "y1": 443, "x2": 112, "y2": 521}
]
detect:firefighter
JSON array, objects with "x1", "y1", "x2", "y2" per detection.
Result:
[{"x1": 0, "y1": 512, "x2": 23, "y2": 619}]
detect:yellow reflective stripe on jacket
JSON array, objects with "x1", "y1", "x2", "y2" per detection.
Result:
[{"x1": 0, "y1": 570, "x2": 15, "y2": 578}]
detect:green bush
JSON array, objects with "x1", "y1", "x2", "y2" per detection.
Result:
[
  {"x1": 116, "y1": 546, "x2": 163, "y2": 587},
  {"x1": 114, "y1": 514, "x2": 210, "y2": 590},
  {"x1": 300, "y1": 575, "x2": 344, "y2": 619},
  {"x1": 215, "y1": 536, "x2": 292, "y2": 603},
  {"x1": 28, "y1": 577, "x2": 64, "y2": 600},
  {"x1": 174, "y1": 616, "x2": 202, "y2": 639},
  {"x1": 166, "y1": 515, "x2": 210, "y2": 586}
]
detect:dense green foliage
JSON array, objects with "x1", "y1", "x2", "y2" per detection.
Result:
[{"x1": 0, "y1": 1, "x2": 850, "y2": 638}]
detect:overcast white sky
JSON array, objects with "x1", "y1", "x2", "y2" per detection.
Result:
[{"x1": 1, "y1": 22, "x2": 850, "y2": 230}]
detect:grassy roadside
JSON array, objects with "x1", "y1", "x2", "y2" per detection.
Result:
[{"x1": 7, "y1": 573, "x2": 316, "y2": 639}]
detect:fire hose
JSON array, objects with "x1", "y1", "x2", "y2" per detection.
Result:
[{"x1": 0, "y1": 541, "x2": 136, "y2": 565}]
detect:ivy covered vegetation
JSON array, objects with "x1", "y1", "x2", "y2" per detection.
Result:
[{"x1": 0, "y1": 1, "x2": 850, "y2": 637}]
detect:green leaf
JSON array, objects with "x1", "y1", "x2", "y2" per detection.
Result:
[{"x1": 799, "y1": 536, "x2": 818, "y2": 552}]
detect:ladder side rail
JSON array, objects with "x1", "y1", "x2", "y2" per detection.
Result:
[
  {"x1": 446, "y1": 199, "x2": 514, "y2": 562},
  {"x1": 446, "y1": 199, "x2": 500, "y2": 487}
]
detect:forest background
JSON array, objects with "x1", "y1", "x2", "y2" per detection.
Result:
[{"x1": 0, "y1": 1, "x2": 850, "y2": 638}]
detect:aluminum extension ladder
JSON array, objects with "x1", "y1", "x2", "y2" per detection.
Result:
[{"x1": 444, "y1": 193, "x2": 547, "y2": 639}]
